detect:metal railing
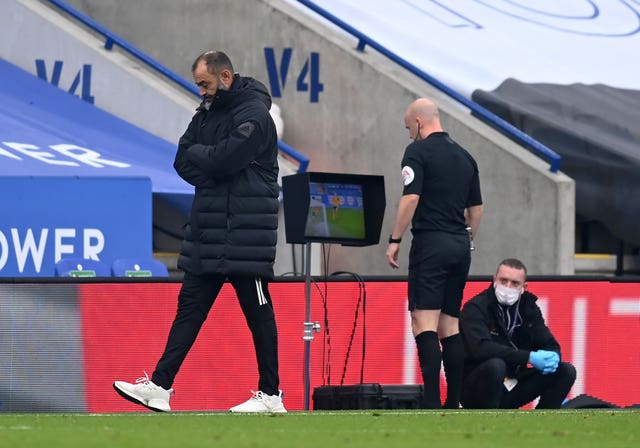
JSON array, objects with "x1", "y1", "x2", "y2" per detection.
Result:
[
  {"x1": 296, "y1": 0, "x2": 562, "y2": 173},
  {"x1": 45, "y1": 0, "x2": 310, "y2": 172}
]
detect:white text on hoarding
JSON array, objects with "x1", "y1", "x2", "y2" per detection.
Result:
[
  {"x1": 0, "y1": 142, "x2": 131, "y2": 168},
  {"x1": 0, "y1": 228, "x2": 105, "y2": 273}
]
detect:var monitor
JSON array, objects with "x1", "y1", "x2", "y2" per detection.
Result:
[{"x1": 282, "y1": 172, "x2": 385, "y2": 246}]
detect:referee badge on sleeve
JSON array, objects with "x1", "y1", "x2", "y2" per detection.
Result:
[{"x1": 402, "y1": 166, "x2": 415, "y2": 186}]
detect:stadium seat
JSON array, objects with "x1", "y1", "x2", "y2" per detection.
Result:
[
  {"x1": 111, "y1": 258, "x2": 169, "y2": 278},
  {"x1": 55, "y1": 258, "x2": 111, "y2": 277}
]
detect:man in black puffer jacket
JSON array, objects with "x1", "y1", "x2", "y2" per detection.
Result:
[
  {"x1": 113, "y1": 51, "x2": 285, "y2": 413},
  {"x1": 459, "y1": 258, "x2": 576, "y2": 409}
]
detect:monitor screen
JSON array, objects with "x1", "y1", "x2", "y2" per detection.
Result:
[
  {"x1": 304, "y1": 182, "x2": 366, "y2": 240},
  {"x1": 282, "y1": 172, "x2": 385, "y2": 246}
]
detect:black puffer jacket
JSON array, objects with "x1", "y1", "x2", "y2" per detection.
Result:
[
  {"x1": 173, "y1": 74, "x2": 279, "y2": 278},
  {"x1": 459, "y1": 285, "x2": 562, "y2": 377}
]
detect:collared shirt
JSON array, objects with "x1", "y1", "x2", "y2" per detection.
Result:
[{"x1": 401, "y1": 132, "x2": 482, "y2": 234}]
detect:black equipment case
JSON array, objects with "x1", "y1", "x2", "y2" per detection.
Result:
[{"x1": 313, "y1": 383, "x2": 423, "y2": 410}]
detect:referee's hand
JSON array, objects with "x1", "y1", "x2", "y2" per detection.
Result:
[{"x1": 386, "y1": 243, "x2": 400, "y2": 269}]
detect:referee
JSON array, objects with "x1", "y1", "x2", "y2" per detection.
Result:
[{"x1": 386, "y1": 98, "x2": 483, "y2": 408}]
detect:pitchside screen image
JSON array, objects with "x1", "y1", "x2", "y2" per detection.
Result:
[
  {"x1": 305, "y1": 182, "x2": 365, "y2": 240},
  {"x1": 282, "y1": 172, "x2": 385, "y2": 246}
]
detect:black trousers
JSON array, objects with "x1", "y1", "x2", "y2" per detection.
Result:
[
  {"x1": 151, "y1": 272, "x2": 280, "y2": 395},
  {"x1": 461, "y1": 358, "x2": 576, "y2": 409}
]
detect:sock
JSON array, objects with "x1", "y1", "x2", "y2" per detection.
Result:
[
  {"x1": 415, "y1": 331, "x2": 442, "y2": 408},
  {"x1": 441, "y1": 333, "x2": 464, "y2": 409}
]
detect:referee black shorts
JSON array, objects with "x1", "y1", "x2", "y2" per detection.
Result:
[{"x1": 407, "y1": 231, "x2": 471, "y2": 317}]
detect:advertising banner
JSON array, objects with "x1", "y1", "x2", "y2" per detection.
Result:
[
  {"x1": 79, "y1": 280, "x2": 640, "y2": 411},
  {"x1": 0, "y1": 177, "x2": 152, "y2": 276},
  {"x1": 1, "y1": 279, "x2": 637, "y2": 412}
]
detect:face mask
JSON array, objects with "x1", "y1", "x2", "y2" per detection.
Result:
[{"x1": 494, "y1": 282, "x2": 521, "y2": 306}]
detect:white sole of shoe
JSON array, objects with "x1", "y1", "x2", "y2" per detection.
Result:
[
  {"x1": 112, "y1": 382, "x2": 170, "y2": 412},
  {"x1": 229, "y1": 406, "x2": 287, "y2": 413}
]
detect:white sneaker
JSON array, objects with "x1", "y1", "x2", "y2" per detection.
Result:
[
  {"x1": 229, "y1": 390, "x2": 287, "y2": 413},
  {"x1": 113, "y1": 372, "x2": 174, "y2": 412}
]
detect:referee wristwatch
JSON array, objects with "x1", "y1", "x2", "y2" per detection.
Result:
[{"x1": 388, "y1": 235, "x2": 402, "y2": 244}]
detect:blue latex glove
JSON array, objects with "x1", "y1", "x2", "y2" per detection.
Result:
[
  {"x1": 530, "y1": 350, "x2": 559, "y2": 373},
  {"x1": 529, "y1": 350, "x2": 548, "y2": 370},
  {"x1": 542, "y1": 351, "x2": 560, "y2": 374}
]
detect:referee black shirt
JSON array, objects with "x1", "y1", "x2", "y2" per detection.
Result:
[{"x1": 401, "y1": 132, "x2": 482, "y2": 235}]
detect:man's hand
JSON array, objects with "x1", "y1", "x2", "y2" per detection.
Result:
[
  {"x1": 386, "y1": 194, "x2": 418, "y2": 269},
  {"x1": 386, "y1": 243, "x2": 400, "y2": 269}
]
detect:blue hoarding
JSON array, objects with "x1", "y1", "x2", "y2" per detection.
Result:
[{"x1": 0, "y1": 176, "x2": 152, "y2": 277}]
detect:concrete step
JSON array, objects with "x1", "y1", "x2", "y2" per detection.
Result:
[{"x1": 575, "y1": 253, "x2": 640, "y2": 276}]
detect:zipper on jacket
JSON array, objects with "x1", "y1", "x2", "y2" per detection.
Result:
[{"x1": 225, "y1": 185, "x2": 231, "y2": 241}]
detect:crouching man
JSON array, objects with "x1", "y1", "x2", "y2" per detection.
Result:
[{"x1": 459, "y1": 258, "x2": 576, "y2": 408}]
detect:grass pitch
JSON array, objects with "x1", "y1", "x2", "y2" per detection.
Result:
[{"x1": 1, "y1": 409, "x2": 637, "y2": 448}]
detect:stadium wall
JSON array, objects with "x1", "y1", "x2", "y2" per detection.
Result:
[
  {"x1": 1, "y1": 279, "x2": 638, "y2": 412},
  {"x1": 38, "y1": 0, "x2": 575, "y2": 275},
  {"x1": 2, "y1": 0, "x2": 198, "y2": 145}
]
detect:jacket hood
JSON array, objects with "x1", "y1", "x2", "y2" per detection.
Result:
[{"x1": 200, "y1": 74, "x2": 272, "y2": 111}]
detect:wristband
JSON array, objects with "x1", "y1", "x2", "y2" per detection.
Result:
[{"x1": 388, "y1": 235, "x2": 402, "y2": 244}]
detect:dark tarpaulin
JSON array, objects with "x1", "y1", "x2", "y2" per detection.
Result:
[{"x1": 472, "y1": 79, "x2": 640, "y2": 246}]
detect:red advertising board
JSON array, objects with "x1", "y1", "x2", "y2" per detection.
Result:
[{"x1": 78, "y1": 280, "x2": 639, "y2": 411}]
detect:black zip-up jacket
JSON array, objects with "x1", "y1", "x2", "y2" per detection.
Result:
[
  {"x1": 459, "y1": 285, "x2": 562, "y2": 377},
  {"x1": 173, "y1": 74, "x2": 279, "y2": 278}
]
